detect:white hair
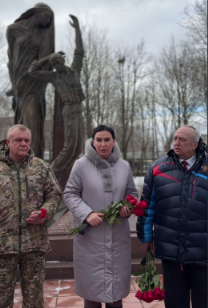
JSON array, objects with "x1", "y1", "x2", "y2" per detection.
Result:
[
  {"x1": 7, "y1": 124, "x2": 31, "y2": 139},
  {"x1": 181, "y1": 125, "x2": 201, "y2": 142}
]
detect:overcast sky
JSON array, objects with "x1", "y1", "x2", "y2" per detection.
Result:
[{"x1": 0, "y1": 0, "x2": 196, "y2": 54}]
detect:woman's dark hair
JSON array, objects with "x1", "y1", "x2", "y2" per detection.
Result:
[{"x1": 92, "y1": 125, "x2": 115, "y2": 140}]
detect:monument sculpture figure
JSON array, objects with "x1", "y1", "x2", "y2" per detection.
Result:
[
  {"x1": 28, "y1": 15, "x2": 85, "y2": 182},
  {"x1": 6, "y1": 3, "x2": 55, "y2": 158}
]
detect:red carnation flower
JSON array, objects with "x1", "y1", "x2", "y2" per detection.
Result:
[
  {"x1": 135, "y1": 290, "x2": 143, "y2": 300},
  {"x1": 39, "y1": 209, "x2": 47, "y2": 218}
]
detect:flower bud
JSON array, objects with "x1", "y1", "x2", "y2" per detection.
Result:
[
  {"x1": 153, "y1": 287, "x2": 161, "y2": 300},
  {"x1": 147, "y1": 290, "x2": 154, "y2": 300},
  {"x1": 159, "y1": 288, "x2": 165, "y2": 300},
  {"x1": 125, "y1": 195, "x2": 134, "y2": 201},
  {"x1": 129, "y1": 199, "x2": 137, "y2": 205},
  {"x1": 135, "y1": 290, "x2": 143, "y2": 300}
]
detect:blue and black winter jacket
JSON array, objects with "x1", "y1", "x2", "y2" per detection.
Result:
[{"x1": 137, "y1": 139, "x2": 207, "y2": 266}]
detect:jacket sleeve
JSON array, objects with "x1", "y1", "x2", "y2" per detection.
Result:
[
  {"x1": 125, "y1": 164, "x2": 138, "y2": 199},
  {"x1": 136, "y1": 164, "x2": 155, "y2": 243},
  {"x1": 71, "y1": 26, "x2": 84, "y2": 75},
  {"x1": 42, "y1": 167, "x2": 62, "y2": 222},
  {"x1": 63, "y1": 160, "x2": 93, "y2": 224}
]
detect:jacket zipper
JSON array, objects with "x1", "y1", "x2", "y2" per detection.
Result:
[
  {"x1": 17, "y1": 160, "x2": 27, "y2": 253},
  {"x1": 17, "y1": 169, "x2": 22, "y2": 253},
  {"x1": 25, "y1": 175, "x2": 29, "y2": 198},
  {"x1": 192, "y1": 177, "x2": 197, "y2": 198},
  {"x1": 11, "y1": 160, "x2": 24, "y2": 254}
]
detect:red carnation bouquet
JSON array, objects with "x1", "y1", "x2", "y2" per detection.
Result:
[
  {"x1": 134, "y1": 247, "x2": 165, "y2": 304},
  {"x1": 69, "y1": 194, "x2": 147, "y2": 236}
]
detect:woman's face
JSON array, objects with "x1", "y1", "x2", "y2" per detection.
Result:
[
  {"x1": 37, "y1": 10, "x2": 52, "y2": 27},
  {"x1": 93, "y1": 130, "x2": 115, "y2": 159}
]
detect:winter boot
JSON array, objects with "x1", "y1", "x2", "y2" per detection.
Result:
[
  {"x1": 84, "y1": 304, "x2": 101, "y2": 308},
  {"x1": 106, "y1": 304, "x2": 122, "y2": 308}
]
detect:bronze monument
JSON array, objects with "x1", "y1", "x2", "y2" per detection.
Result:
[
  {"x1": 6, "y1": 3, "x2": 55, "y2": 158},
  {"x1": 28, "y1": 15, "x2": 85, "y2": 182}
]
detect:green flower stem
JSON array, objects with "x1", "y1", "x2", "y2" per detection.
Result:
[
  {"x1": 148, "y1": 251, "x2": 151, "y2": 290},
  {"x1": 69, "y1": 200, "x2": 135, "y2": 237}
]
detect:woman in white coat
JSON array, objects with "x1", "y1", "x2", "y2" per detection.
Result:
[{"x1": 63, "y1": 125, "x2": 138, "y2": 308}]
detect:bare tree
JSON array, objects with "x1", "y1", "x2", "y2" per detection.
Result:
[
  {"x1": 45, "y1": 84, "x2": 55, "y2": 161},
  {"x1": 0, "y1": 22, "x2": 10, "y2": 96},
  {"x1": 0, "y1": 24, "x2": 13, "y2": 120},
  {"x1": 0, "y1": 95, "x2": 12, "y2": 117},
  {"x1": 145, "y1": 82, "x2": 159, "y2": 159},
  {"x1": 180, "y1": 0, "x2": 207, "y2": 49},
  {"x1": 0, "y1": 95, "x2": 13, "y2": 140},
  {"x1": 155, "y1": 37, "x2": 203, "y2": 129},
  {"x1": 113, "y1": 42, "x2": 150, "y2": 160},
  {"x1": 66, "y1": 23, "x2": 116, "y2": 138},
  {"x1": 180, "y1": 0, "x2": 207, "y2": 117}
]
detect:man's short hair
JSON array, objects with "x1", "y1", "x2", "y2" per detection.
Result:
[
  {"x1": 7, "y1": 124, "x2": 31, "y2": 139},
  {"x1": 181, "y1": 125, "x2": 201, "y2": 142}
]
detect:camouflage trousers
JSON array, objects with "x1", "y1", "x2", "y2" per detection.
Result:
[{"x1": 0, "y1": 251, "x2": 45, "y2": 308}]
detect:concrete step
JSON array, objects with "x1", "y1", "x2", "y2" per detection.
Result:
[
  {"x1": 131, "y1": 258, "x2": 163, "y2": 276},
  {"x1": 45, "y1": 261, "x2": 74, "y2": 280},
  {"x1": 45, "y1": 233, "x2": 145, "y2": 262},
  {"x1": 45, "y1": 258, "x2": 162, "y2": 280},
  {"x1": 43, "y1": 233, "x2": 162, "y2": 280},
  {"x1": 45, "y1": 235, "x2": 73, "y2": 261}
]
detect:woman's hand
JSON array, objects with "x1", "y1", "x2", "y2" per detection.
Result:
[
  {"x1": 86, "y1": 213, "x2": 104, "y2": 226},
  {"x1": 119, "y1": 206, "x2": 131, "y2": 217},
  {"x1": 142, "y1": 242, "x2": 154, "y2": 252}
]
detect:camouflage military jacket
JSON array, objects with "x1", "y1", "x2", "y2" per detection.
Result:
[{"x1": 0, "y1": 140, "x2": 62, "y2": 255}]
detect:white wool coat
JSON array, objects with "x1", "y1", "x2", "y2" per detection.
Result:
[{"x1": 63, "y1": 139, "x2": 138, "y2": 303}]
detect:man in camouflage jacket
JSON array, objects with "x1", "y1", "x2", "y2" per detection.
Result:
[{"x1": 0, "y1": 124, "x2": 62, "y2": 308}]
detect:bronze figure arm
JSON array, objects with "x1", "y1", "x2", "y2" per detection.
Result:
[
  {"x1": 28, "y1": 57, "x2": 54, "y2": 83},
  {"x1": 69, "y1": 15, "x2": 84, "y2": 74}
]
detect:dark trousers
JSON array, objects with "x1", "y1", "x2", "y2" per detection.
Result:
[
  {"x1": 84, "y1": 299, "x2": 122, "y2": 308},
  {"x1": 162, "y1": 260, "x2": 207, "y2": 308}
]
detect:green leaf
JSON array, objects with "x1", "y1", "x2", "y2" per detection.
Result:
[
  {"x1": 111, "y1": 201, "x2": 117, "y2": 208},
  {"x1": 149, "y1": 260, "x2": 155, "y2": 267},
  {"x1": 107, "y1": 213, "x2": 116, "y2": 225},
  {"x1": 135, "y1": 277, "x2": 142, "y2": 284},
  {"x1": 152, "y1": 275, "x2": 160, "y2": 286},
  {"x1": 114, "y1": 218, "x2": 121, "y2": 225},
  {"x1": 122, "y1": 199, "x2": 128, "y2": 206},
  {"x1": 142, "y1": 275, "x2": 149, "y2": 284},
  {"x1": 115, "y1": 203, "x2": 122, "y2": 209}
]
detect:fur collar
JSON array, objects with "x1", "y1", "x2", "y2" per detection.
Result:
[{"x1": 85, "y1": 138, "x2": 120, "y2": 192}]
